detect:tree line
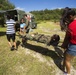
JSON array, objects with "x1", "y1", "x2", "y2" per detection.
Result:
[
  {"x1": 0, "y1": 0, "x2": 76, "y2": 26},
  {"x1": 30, "y1": 8, "x2": 76, "y2": 23}
]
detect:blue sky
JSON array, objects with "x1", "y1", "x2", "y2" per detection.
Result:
[{"x1": 10, "y1": 0, "x2": 76, "y2": 12}]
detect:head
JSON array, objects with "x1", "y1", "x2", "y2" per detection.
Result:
[
  {"x1": 66, "y1": 9, "x2": 76, "y2": 22},
  {"x1": 50, "y1": 34, "x2": 60, "y2": 46},
  {"x1": 24, "y1": 14, "x2": 27, "y2": 19},
  {"x1": 6, "y1": 14, "x2": 11, "y2": 20},
  {"x1": 60, "y1": 7, "x2": 76, "y2": 31},
  {"x1": 20, "y1": 18, "x2": 24, "y2": 23}
]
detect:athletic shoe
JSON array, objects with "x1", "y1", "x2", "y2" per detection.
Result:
[
  {"x1": 10, "y1": 45, "x2": 15, "y2": 51},
  {"x1": 63, "y1": 72, "x2": 70, "y2": 75},
  {"x1": 10, "y1": 47, "x2": 14, "y2": 51}
]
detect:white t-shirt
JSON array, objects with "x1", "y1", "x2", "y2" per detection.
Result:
[{"x1": 6, "y1": 19, "x2": 16, "y2": 34}]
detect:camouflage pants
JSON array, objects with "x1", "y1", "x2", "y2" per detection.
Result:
[{"x1": 22, "y1": 33, "x2": 60, "y2": 46}]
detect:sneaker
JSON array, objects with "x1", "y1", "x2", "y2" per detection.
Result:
[
  {"x1": 63, "y1": 72, "x2": 70, "y2": 75},
  {"x1": 10, "y1": 45, "x2": 15, "y2": 51},
  {"x1": 10, "y1": 47, "x2": 14, "y2": 51},
  {"x1": 63, "y1": 72, "x2": 67, "y2": 75}
]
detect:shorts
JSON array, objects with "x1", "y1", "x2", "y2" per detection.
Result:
[
  {"x1": 6, "y1": 33, "x2": 15, "y2": 42},
  {"x1": 66, "y1": 43, "x2": 76, "y2": 56}
]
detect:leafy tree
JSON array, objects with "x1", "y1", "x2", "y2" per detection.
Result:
[
  {"x1": 0, "y1": 0, "x2": 15, "y2": 27},
  {"x1": 0, "y1": 0, "x2": 15, "y2": 10}
]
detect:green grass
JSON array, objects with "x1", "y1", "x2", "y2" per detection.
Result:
[{"x1": 0, "y1": 22, "x2": 76, "y2": 75}]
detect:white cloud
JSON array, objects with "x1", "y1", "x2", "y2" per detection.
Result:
[
  {"x1": 51, "y1": 7, "x2": 62, "y2": 10},
  {"x1": 14, "y1": 7, "x2": 25, "y2": 11}
]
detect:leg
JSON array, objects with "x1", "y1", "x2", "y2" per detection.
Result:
[
  {"x1": 13, "y1": 41, "x2": 17, "y2": 49},
  {"x1": 6, "y1": 34, "x2": 12, "y2": 47},
  {"x1": 20, "y1": 28, "x2": 23, "y2": 35},
  {"x1": 12, "y1": 34, "x2": 17, "y2": 49},
  {"x1": 8, "y1": 41, "x2": 12, "y2": 47},
  {"x1": 20, "y1": 28, "x2": 24, "y2": 36},
  {"x1": 22, "y1": 37, "x2": 27, "y2": 46},
  {"x1": 63, "y1": 52, "x2": 74, "y2": 74}
]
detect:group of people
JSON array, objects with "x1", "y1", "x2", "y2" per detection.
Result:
[
  {"x1": 5, "y1": 7, "x2": 76, "y2": 75},
  {"x1": 19, "y1": 14, "x2": 32, "y2": 36},
  {"x1": 6, "y1": 14, "x2": 31, "y2": 50}
]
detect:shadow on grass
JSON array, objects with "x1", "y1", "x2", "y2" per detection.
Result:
[
  {"x1": 16, "y1": 40, "x2": 21, "y2": 49},
  {"x1": 0, "y1": 32, "x2": 6, "y2": 36},
  {"x1": 23, "y1": 42, "x2": 64, "y2": 71}
]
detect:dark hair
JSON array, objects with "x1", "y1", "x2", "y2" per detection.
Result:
[
  {"x1": 23, "y1": 14, "x2": 27, "y2": 17},
  {"x1": 7, "y1": 14, "x2": 11, "y2": 20},
  {"x1": 20, "y1": 18, "x2": 24, "y2": 23},
  {"x1": 66, "y1": 9, "x2": 76, "y2": 18},
  {"x1": 60, "y1": 7, "x2": 76, "y2": 31},
  {"x1": 62, "y1": 7, "x2": 71, "y2": 18}
]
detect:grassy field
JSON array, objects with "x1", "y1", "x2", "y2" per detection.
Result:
[{"x1": 0, "y1": 21, "x2": 76, "y2": 75}]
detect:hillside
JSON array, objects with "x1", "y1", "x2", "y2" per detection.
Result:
[{"x1": 0, "y1": 21, "x2": 76, "y2": 75}]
